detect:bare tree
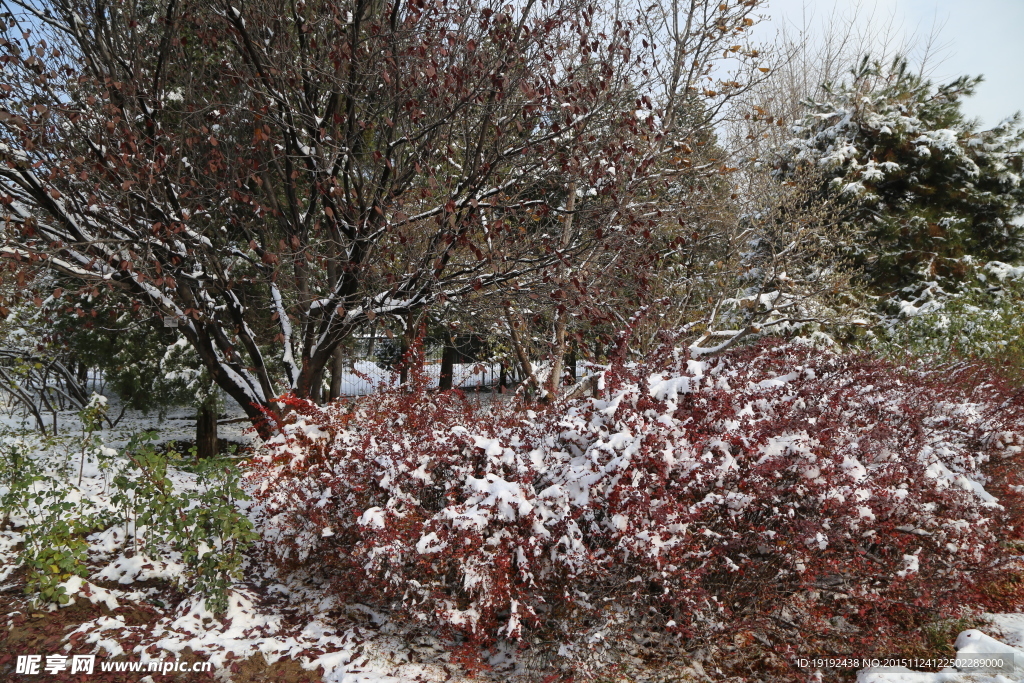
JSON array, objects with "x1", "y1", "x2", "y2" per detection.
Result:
[
  {"x1": 466, "y1": 0, "x2": 780, "y2": 398},
  {"x1": 686, "y1": 167, "x2": 859, "y2": 356}
]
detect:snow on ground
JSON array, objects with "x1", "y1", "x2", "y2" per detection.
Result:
[
  {"x1": 56, "y1": 580, "x2": 470, "y2": 682},
  {"x1": 332, "y1": 361, "x2": 509, "y2": 396},
  {"x1": 331, "y1": 359, "x2": 597, "y2": 397},
  {"x1": 0, "y1": 401, "x2": 257, "y2": 450},
  {"x1": 0, "y1": 359, "x2": 516, "y2": 440},
  {"x1": 0, "y1": 416, "x2": 479, "y2": 681},
  {"x1": 858, "y1": 624, "x2": 1024, "y2": 682}
]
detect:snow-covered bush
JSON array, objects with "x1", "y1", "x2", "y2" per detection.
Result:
[{"x1": 250, "y1": 341, "x2": 1024, "y2": 653}]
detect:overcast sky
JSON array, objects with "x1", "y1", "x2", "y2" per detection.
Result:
[{"x1": 756, "y1": 0, "x2": 1024, "y2": 128}]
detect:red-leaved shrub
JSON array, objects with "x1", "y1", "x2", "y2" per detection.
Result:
[{"x1": 248, "y1": 340, "x2": 1024, "y2": 659}]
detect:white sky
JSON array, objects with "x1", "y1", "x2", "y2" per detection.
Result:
[{"x1": 756, "y1": 0, "x2": 1024, "y2": 128}]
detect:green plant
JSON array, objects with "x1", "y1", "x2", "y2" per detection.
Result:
[
  {"x1": 0, "y1": 428, "x2": 259, "y2": 613},
  {"x1": 0, "y1": 435, "x2": 33, "y2": 528},
  {"x1": 922, "y1": 615, "x2": 982, "y2": 656},
  {"x1": 21, "y1": 507, "x2": 93, "y2": 605},
  {"x1": 879, "y1": 270, "x2": 1024, "y2": 382},
  {"x1": 181, "y1": 459, "x2": 259, "y2": 613},
  {"x1": 109, "y1": 433, "x2": 257, "y2": 614},
  {"x1": 109, "y1": 432, "x2": 171, "y2": 557},
  {"x1": 780, "y1": 56, "x2": 1024, "y2": 299},
  {"x1": 77, "y1": 393, "x2": 108, "y2": 486},
  {"x1": 4, "y1": 428, "x2": 254, "y2": 612},
  {"x1": 1, "y1": 437, "x2": 96, "y2": 605}
]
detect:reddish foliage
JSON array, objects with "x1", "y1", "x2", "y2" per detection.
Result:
[{"x1": 248, "y1": 340, "x2": 1024, "y2": 659}]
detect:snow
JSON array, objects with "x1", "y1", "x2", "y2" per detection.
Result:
[
  {"x1": 0, "y1": 420, "x2": 479, "y2": 682},
  {"x1": 858, "y1": 627, "x2": 1024, "y2": 681},
  {"x1": 358, "y1": 507, "x2": 387, "y2": 529},
  {"x1": 987, "y1": 262, "x2": 1024, "y2": 281},
  {"x1": 247, "y1": 340, "x2": 1024, "y2": 676},
  {"x1": 463, "y1": 473, "x2": 535, "y2": 522},
  {"x1": 271, "y1": 283, "x2": 300, "y2": 388},
  {"x1": 332, "y1": 360, "x2": 514, "y2": 396},
  {"x1": 60, "y1": 575, "x2": 121, "y2": 611},
  {"x1": 93, "y1": 554, "x2": 186, "y2": 585}
]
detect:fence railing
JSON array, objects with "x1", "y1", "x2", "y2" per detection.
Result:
[{"x1": 333, "y1": 358, "x2": 508, "y2": 397}]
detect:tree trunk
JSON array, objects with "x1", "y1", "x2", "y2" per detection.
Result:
[
  {"x1": 438, "y1": 334, "x2": 457, "y2": 391},
  {"x1": 505, "y1": 304, "x2": 539, "y2": 400},
  {"x1": 399, "y1": 324, "x2": 411, "y2": 386},
  {"x1": 196, "y1": 403, "x2": 218, "y2": 459},
  {"x1": 309, "y1": 366, "x2": 325, "y2": 404},
  {"x1": 544, "y1": 184, "x2": 576, "y2": 401},
  {"x1": 329, "y1": 347, "x2": 345, "y2": 401}
]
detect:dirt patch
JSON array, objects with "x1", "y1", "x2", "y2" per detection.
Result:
[
  {"x1": 1, "y1": 572, "x2": 325, "y2": 683},
  {"x1": 226, "y1": 652, "x2": 324, "y2": 683}
]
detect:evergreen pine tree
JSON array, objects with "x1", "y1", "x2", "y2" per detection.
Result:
[{"x1": 779, "y1": 56, "x2": 1024, "y2": 307}]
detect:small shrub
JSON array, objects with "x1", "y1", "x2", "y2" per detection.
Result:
[
  {"x1": 1, "y1": 436, "x2": 95, "y2": 605},
  {"x1": 881, "y1": 265, "x2": 1024, "y2": 383},
  {"x1": 181, "y1": 458, "x2": 260, "y2": 609},
  {"x1": 1, "y1": 430, "x2": 256, "y2": 613},
  {"x1": 0, "y1": 435, "x2": 32, "y2": 528},
  {"x1": 77, "y1": 393, "x2": 108, "y2": 486},
  {"x1": 22, "y1": 509, "x2": 93, "y2": 605},
  {"x1": 109, "y1": 433, "x2": 258, "y2": 614},
  {"x1": 250, "y1": 340, "x2": 1024, "y2": 657}
]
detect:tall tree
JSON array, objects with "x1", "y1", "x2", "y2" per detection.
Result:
[
  {"x1": 778, "y1": 56, "x2": 1024, "y2": 304},
  {"x1": 0, "y1": 0, "x2": 770, "y2": 428},
  {"x1": 0, "y1": 0, "x2": 635, "y2": 429}
]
